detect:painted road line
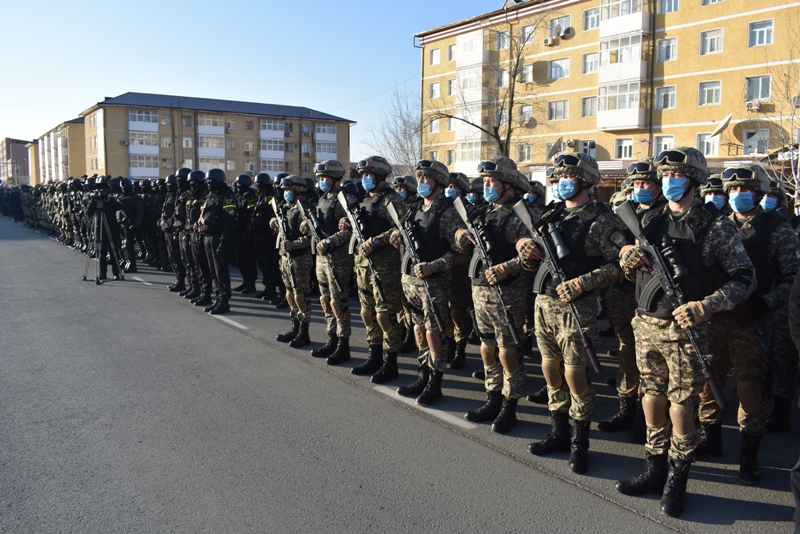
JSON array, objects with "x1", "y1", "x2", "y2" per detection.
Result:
[
  {"x1": 211, "y1": 315, "x2": 249, "y2": 330},
  {"x1": 374, "y1": 385, "x2": 477, "y2": 429},
  {"x1": 131, "y1": 277, "x2": 153, "y2": 286}
]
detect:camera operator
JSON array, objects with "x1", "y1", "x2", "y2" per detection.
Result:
[{"x1": 85, "y1": 176, "x2": 124, "y2": 280}]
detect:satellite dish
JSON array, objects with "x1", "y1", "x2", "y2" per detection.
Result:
[
  {"x1": 710, "y1": 113, "x2": 733, "y2": 138},
  {"x1": 546, "y1": 137, "x2": 563, "y2": 160},
  {"x1": 552, "y1": 24, "x2": 561, "y2": 39}
]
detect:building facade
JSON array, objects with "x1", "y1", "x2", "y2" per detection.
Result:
[
  {"x1": 0, "y1": 138, "x2": 31, "y2": 186},
  {"x1": 35, "y1": 118, "x2": 86, "y2": 184},
  {"x1": 416, "y1": 0, "x2": 800, "y2": 190},
  {"x1": 79, "y1": 93, "x2": 353, "y2": 180}
]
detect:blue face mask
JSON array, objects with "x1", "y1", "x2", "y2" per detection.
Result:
[
  {"x1": 361, "y1": 176, "x2": 375, "y2": 191},
  {"x1": 662, "y1": 177, "x2": 689, "y2": 202},
  {"x1": 417, "y1": 182, "x2": 432, "y2": 198},
  {"x1": 760, "y1": 195, "x2": 778, "y2": 212},
  {"x1": 705, "y1": 194, "x2": 726, "y2": 210},
  {"x1": 444, "y1": 187, "x2": 458, "y2": 200},
  {"x1": 632, "y1": 187, "x2": 653, "y2": 205},
  {"x1": 283, "y1": 191, "x2": 294, "y2": 203},
  {"x1": 318, "y1": 180, "x2": 330, "y2": 193},
  {"x1": 524, "y1": 193, "x2": 535, "y2": 204},
  {"x1": 467, "y1": 193, "x2": 478, "y2": 204},
  {"x1": 397, "y1": 189, "x2": 407, "y2": 200},
  {"x1": 484, "y1": 185, "x2": 500, "y2": 203},
  {"x1": 729, "y1": 191, "x2": 755, "y2": 213},
  {"x1": 557, "y1": 178, "x2": 578, "y2": 200},
  {"x1": 551, "y1": 185, "x2": 562, "y2": 200}
]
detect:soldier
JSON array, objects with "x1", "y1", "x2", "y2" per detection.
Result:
[
  {"x1": 308, "y1": 161, "x2": 357, "y2": 365},
  {"x1": 391, "y1": 175, "x2": 421, "y2": 354},
  {"x1": 161, "y1": 175, "x2": 185, "y2": 288},
  {"x1": 390, "y1": 159, "x2": 464, "y2": 405},
  {"x1": 187, "y1": 170, "x2": 214, "y2": 308},
  {"x1": 85, "y1": 179, "x2": 123, "y2": 280},
  {"x1": 173, "y1": 168, "x2": 198, "y2": 298},
  {"x1": 198, "y1": 169, "x2": 237, "y2": 315},
  {"x1": 615, "y1": 147, "x2": 756, "y2": 517},
  {"x1": 455, "y1": 156, "x2": 531, "y2": 434},
  {"x1": 700, "y1": 175, "x2": 730, "y2": 214},
  {"x1": 251, "y1": 172, "x2": 279, "y2": 302},
  {"x1": 118, "y1": 178, "x2": 143, "y2": 274},
  {"x1": 343, "y1": 156, "x2": 407, "y2": 382},
  {"x1": 518, "y1": 153, "x2": 627, "y2": 473},
  {"x1": 466, "y1": 177, "x2": 486, "y2": 208},
  {"x1": 271, "y1": 175, "x2": 314, "y2": 348},
  {"x1": 693, "y1": 163, "x2": 800, "y2": 485},
  {"x1": 232, "y1": 174, "x2": 259, "y2": 294}
]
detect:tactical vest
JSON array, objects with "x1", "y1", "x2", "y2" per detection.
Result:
[
  {"x1": 358, "y1": 187, "x2": 395, "y2": 239},
  {"x1": 316, "y1": 193, "x2": 340, "y2": 239},
  {"x1": 472, "y1": 198, "x2": 520, "y2": 287},
  {"x1": 401, "y1": 197, "x2": 451, "y2": 275},
  {"x1": 636, "y1": 203, "x2": 728, "y2": 319},
  {"x1": 251, "y1": 194, "x2": 273, "y2": 235},
  {"x1": 284, "y1": 203, "x2": 308, "y2": 258},
  {"x1": 199, "y1": 191, "x2": 236, "y2": 236}
]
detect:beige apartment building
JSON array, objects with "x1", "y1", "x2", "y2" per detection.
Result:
[
  {"x1": 79, "y1": 93, "x2": 353, "y2": 180},
  {"x1": 35, "y1": 118, "x2": 86, "y2": 184},
  {"x1": 416, "y1": 0, "x2": 800, "y2": 191}
]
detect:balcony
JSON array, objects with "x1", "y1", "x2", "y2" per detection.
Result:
[
  {"x1": 599, "y1": 11, "x2": 650, "y2": 39},
  {"x1": 596, "y1": 107, "x2": 646, "y2": 130},
  {"x1": 598, "y1": 59, "x2": 647, "y2": 84}
]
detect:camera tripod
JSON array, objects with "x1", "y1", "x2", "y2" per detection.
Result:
[{"x1": 83, "y1": 199, "x2": 124, "y2": 284}]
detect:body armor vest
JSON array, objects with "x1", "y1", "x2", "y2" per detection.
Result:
[
  {"x1": 472, "y1": 198, "x2": 520, "y2": 287},
  {"x1": 401, "y1": 197, "x2": 451, "y2": 275},
  {"x1": 316, "y1": 194, "x2": 340, "y2": 238},
  {"x1": 358, "y1": 187, "x2": 394, "y2": 239}
]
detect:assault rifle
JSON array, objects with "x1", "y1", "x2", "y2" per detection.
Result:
[
  {"x1": 298, "y1": 199, "x2": 343, "y2": 294},
  {"x1": 337, "y1": 190, "x2": 386, "y2": 303},
  {"x1": 386, "y1": 202, "x2": 446, "y2": 333},
  {"x1": 615, "y1": 200, "x2": 726, "y2": 409},
  {"x1": 513, "y1": 201, "x2": 602, "y2": 374},
  {"x1": 452, "y1": 196, "x2": 521, "y2": 346},
  {"x1": 270, "y1": 197, "x2": 296, "y2": 289}
]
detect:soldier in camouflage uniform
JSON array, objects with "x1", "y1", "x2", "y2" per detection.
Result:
[
  {"x1": 615, "y1": 147, "x2": 756, "y2": 517},
  {"x1": 700, "y1": 175, "x2": 730, "y2": 214},
  {"x1": 307, "y1": 161, "x2": 357, "y2": 365},
  {"x1": 518, "y1": 152, "x2": 628, "y2": 474},
  {"x1": 693, "y1": 163, "x2": 800, "y2": 485},
  {"x1": 389, "y1": 159, "x2": 465, "y2": 405},
  {"x1": 271, "y1": 175, "x2": 314, "y2": 348},
  {"x1": 344, "y1": 156, "x2": 407, "y2": 383},
  {"x1": 455, "y1": 156, "x2": 531, "y2": 434},
  {"x1": 391, "y1": 175, "x2": 422, "y2": 354}
]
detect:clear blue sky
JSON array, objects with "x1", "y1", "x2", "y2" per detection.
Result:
[{"x1": 1, "y1": 0, "x2": 490, "y2": 162}]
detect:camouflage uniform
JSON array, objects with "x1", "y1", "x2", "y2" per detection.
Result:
[{"x1": 273, "y1": 196, "x2": 313, "y2": 324}]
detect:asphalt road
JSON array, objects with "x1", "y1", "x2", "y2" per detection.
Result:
[{"x1": 0, "y1": 216, "x2": 796, "y2": 533}]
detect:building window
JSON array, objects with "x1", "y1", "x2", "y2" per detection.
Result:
[
  {"x1": 448, "y1": 44, "x2": 457, "y2": 61},
  {"x1": 260, "y1": 118, "x2": 284, "y2": 131},
  {"x1": 580, "y1": 140, "x2": 596, "y2": 158},
  {"x1": 518, "y1": 144, "x2": 532, "y2": 162},
  {"x1": 447, "y1": 78, "x2": 456, "y2": 95},
  {"x1": 130, "y1": 132, "x2": 159, "y2": 146},
  {"x1": 520, "y1": 64, "x2": 533, "y2": 83},
  {"x1": 600, "y1": 34, "x2": 641, "y2": 66},
  {"x1": 656, "y1": 38, "x2": 677, "y2": 62},
  {"x1": 497, "y1": 69, "x2": 509, "y2": 88},
  {"x1": 245, "y1": 120, "x2": 254, "y2": 130},
  {"x1": 301, "y1": 124, "x2": 310, "y2": 136},
  {"x1": 285, "y1": 123, "x2": 294, "y2": 135},
  {"x1": 749, "y1": 21, "x2": 773, "y2": 47},
  {"x1": 162, "y1": 137, "x2": 173, "y2": 148},
  {"x1": 429, "y1": 82, "x2": 440, "y2": 99},
  {"x1": 226, "y1": 139, "x2": 236, "y2": 150},
  {"x1": 285, "y1": 162, "x2": 294, "y2": 173},
  {"x1": 659, "y1": 0, "x2": 678, "y2": 14},
  {"x1": 315, "y1": 123, "x2": 336, "y2": 134},
  {"x1": 161, "y1": 158, "x2": 173, "y2": 170},
  {"x1": 90, "y1": 136, "x2": 97, "y2": 149},
  {"x1": 615, "y1": 138, "x2": 633, "y2": 159},
  {"x1": 446, "y1": 149, "x2": 456, "y2": 165},
  {"x1": 317, "y1": 142, "x2": 337, "y2": 154},
  {"x1": 226, "y1": 160, "x2": 236, "y2": 171},
  {"x1": 160, "y1": 114, "x2": 172, "y2": 126},
  {"x1": 698, "y1": 81, "x2": 721, "y2": 106},
  {"x1": 520, "y1": 104, "x2": 533, "y2": 125},
  {"x1": 549, "y1": 59, "x2": 570, "y2": 80},
  {"x1": 746, "y1": 75, "x2": 771, "y2": 101},
  {"x1": 429, "y1": 150, "x2": 439, "y2": 162},
  {"x1": 284, "y1": 142, "x2": 293, "y2": 153},
  {"x1": 182, "y1": 115, "x2": 193, "y2": 127},
  {"x1": 550, "y1": 15, "x2": 570, "y2": 36},
  {"x1": 245, "y1": 161, "x2": 255, "y2": 174},
  {"x1": 547, "y1": 100, "x2": 568, "y2": 120},
  {"x1": 260, "y1": 159, "x2": 284, "y2": 172},
  {"x1": 260, "y1": 139, "x2": 285, "y2": 151},
  {"x1": 496, "y1": 30, "x2": 509, "y2": 50},
  {"x1": 430, "y1": 48, "x2": 440, "y2": 65},
  {"x1": 743, "y1": 129, "x2": 770, "y2": 155},
  {"x1": 700, "y1": 29, "x2": 723, "y2": 55},
  {"x1": 584, "y1": 8, "x2": 600, "y2": 30},
  {"x1": 448, "y1": 117, "x2": 455, "y2": 131},
  {"x1": 581, "y1": 96, "x2": 598, "y2": 117},
  {"x1": 198, "y1": 136, "x2": 225, "y2": 149},
  {"x1": 599, "y1": 82, "x2": 640, "y2": 110},
  {"x1": 701, "y1": 0, "x2": 722, "y2": 4},
  {"x1": 582, "y1": 53, "x2": 599, "y2": 74},
  {"x1": 457, "y1": 141, "x2": 481, "y2": 162},
  {"x1": 654, "y1": 135, "x2": 674, "y2": 152},
  {"x1": 302, "y1": 163, "x2": 310, "y2": 173},
  {"x1": 225, "y1": 119, "x2": 235, "y2": 130},
  {"x1": 183, "y1": 137, "x2": 193, "y2": 149},
  {"x1": 244, "y1": 141, "x2": 255, "y2": 153},
  {"x1": 655, "y1": 86, "x2": 676, "y2": 109},
  {"x1": 130, "y1": 155, "x2": 159, "y2": 168},
  {"x1": 521, "y1": 24, "x2": 535, "y2": 43},
  {"x1": 129, "y1": 110, "x2": 158, "y2": 123},
  {"x1": 198, "y1": 158, "x2": 225, "y2": 170},
  {"x1": 301, "y1": 143, "x2": 311, "y2": 155},
  {"x1": 429, "y1": 118, "x2": 439, "y2": 133},
  {"x1": 697, "y1": 133, "x2": 718, "y2": 156},
  {"x1": 602, "y1": 0, "x2": 643, "y2": 19},
  {"x1": 182, "y1": 159, "x2": 193, "y2": 169},
  {"x1": 198, "y1": 114, "x2": 223, "y2": 127}
]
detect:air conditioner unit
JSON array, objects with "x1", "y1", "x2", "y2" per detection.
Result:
[
  {"x1": 302, "y1": 152, "x2": 311, "y2": 156},
  {"x1": 543, "y1": 37, "x2": 556, "y2": 47},
  {"x1": 565, "y1": 138, "x2": 575, "y2": 147},
  {"x1": 746, "y1": 101, "x2": 761, "y2": 111},
  {"x1": 225, "y1": 128, "x2": 232, "y2": 133},
  {"x1": 792, "y1": 95, "x2": 800, "y2": 109},
  {"x1": 285, "y1": 131, "x2": 292, "y2": 137},
  {"x1": 120, "y1": 140, "x2": 129, "y2": 146},
  {"x1": 561, "y1": 27, "x2": 573, "y2": 38},
  {"x1": 244, "y1": 150, "x2": 252, "y2": 156},
  {"x1": 303, "y1": 132, "x2": 311, "y2": 137}
]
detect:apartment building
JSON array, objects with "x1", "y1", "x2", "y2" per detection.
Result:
[
  {"x1": 416, "y1": 0, "x2": 800, "y2": 187},
  {"x1": 0, "y1": 138, "x2": 31, "y2": 186},
  {"x1": 79, "y1": 93, "x2": 354, "y2": 180},
  {"x1": 35, "y1": 118, "x2": 86, "y2": 184}
]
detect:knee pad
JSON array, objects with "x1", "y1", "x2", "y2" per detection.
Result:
[
  {"x1": 376, "y1": 312, "x2": 395, "y2": 333},
  {"x1": 643, "y1": 394, "x2": 669, "y2": 428},
  {"x1": 669, "y1": 402, "x2": 696, "y2": 436},
  {"x1": 564, "y1": 364, "x2": 588, "y2": 395},
  {"x1": 542, "y1": 358, "x2": 563, "y2": 388},
  {"x1": 319, "y1": 296, "x2": 331, "y2": 316},
  {"x1": 480, "y1": 340, "x2": 498, "y2": 367},
  {"x1": 414, "y1": 324, "x2": 428, "y2": 349},
  {"x1": 361, "y1": 309, "x2": 374, "y2": 328},
  {"x1": 331, "y1": 298, "x2": 346, "y2": 318}
]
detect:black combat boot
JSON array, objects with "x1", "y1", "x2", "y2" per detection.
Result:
[
  {"x1": 416, "y1": 369, "x2": 444, "y2": 406},
  {"x1": 232, "y1": 281, "x2": 247, "y2": 291},
  {"x1": 351, "y1": 345, "x2": 383, "y2": 376},
  {"x1": 526, "y1": 384, "x2": 548, "y2": 405},
  {"x1": 465, "y1": 390, "x2": 503, "y2": 423},
  {"x1": 695, "y1": 421, "x2": 723, "y2": 458},
  {"x1": 183, "y1": 284, "x2": 200, "y2": 300},
  {"x1": 168, "y1": 280, "x2": 186, "y2": 292},
  {"x1": 289, "y1": 322, "x2": 311, "y2": 348},
  {"x1": 628, "y1": 397, "x2": 647, "y2": 444},
  {"x1": 204, "y1": 299, "x2": 219, "y2": 313},
  {"x1": 371, "y1": 351, "x2": 399, "y2": 384},
  {"x1": 616, "y1": 452, "x2": 669, "y2": 496},
  {"x1": 491, "y1": 397, "x2": 519, "y2": 434},
  {"x1": 240, "y1": 283, "x2": 256, "y2": 294},
  {"x1": 766, "y1": 396, "x2": 792, "y2": 433},
  {"x1": 397, "y1": 364, "x2": 430, "y2": 397},
  {"x1": 277, "y1": 319, "x2": 300, "y2": 343},
  {"x1": 179, "y1": 283, "x2": 194, "y2": 297},
  {"x1": 471, "y1": 370, "x2": 486, "y2": 381},
  {"x1": 739, "y1": 432, "x2": 763, "y2": 485},
  {"x1": 569, "y1": 419, "x2": 591, "y2": 474},
  {"x1": 529, "y1": 412, "x2": 571, "y2": 456},
  {"x1": 193, "y1": 293, "x2": 213, "y2": 307},
  {"x1": 326, "y1": 337, "x2": 351, "y2": 366},
  {"x1": 450, "y1": 340, "x2": 467, "y2": 370},
  {"x1": 660, "y1": 458, "x2": 691, "y2": 517},
  {"x1": 311, "y1": 333, "x2": 338, "y2": 358},
  {"x1": 598, "y1": 395, "x2": 637, "y2": 432},
  {"x1": 398, "y1": 324, "x2": 416, "y2": 353},
  {"x1": 209, "y1": 300, "x2": 230, "y2": 315},
  {"x1": 275, "y1": 297, "x2": 289, "y2": 309}
]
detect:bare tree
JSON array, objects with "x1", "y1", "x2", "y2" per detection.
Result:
[{"x1": 362, "y1": 87, "x2": 427, "y2": 175}]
